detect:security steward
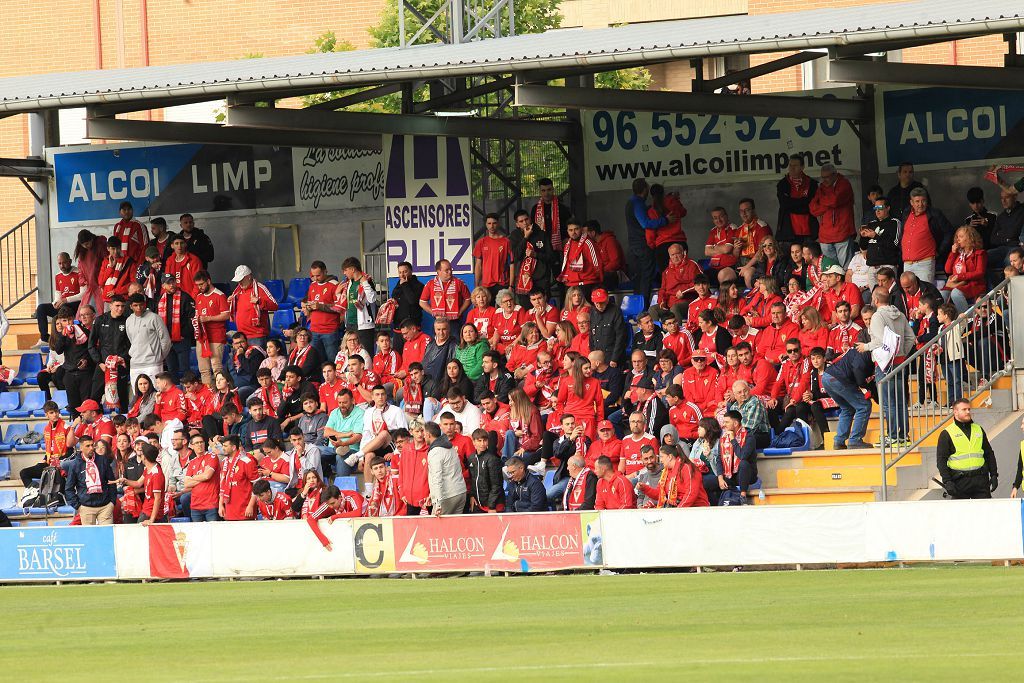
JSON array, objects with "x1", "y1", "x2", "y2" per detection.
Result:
[{"x1": 935, "y1": 399, "x2": 998, "y2": 500}]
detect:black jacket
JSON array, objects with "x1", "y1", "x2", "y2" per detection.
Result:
[
  {"x1": 589, "y1": 300, "x2": 628, "y2": 365},
  {"x1": 473, "y1": 370, "x2": 515, "y2": 404},
  {"x1": 467, "y1": 451, "x2": 505, "y2": 511},
  {"x1": 886, "y1": 180, "x2": 925, "y2": 223},
  {"x1": 230, "y1": 345, "x2": 266, "y2": 388},
  {"x1": 901, "y1": 206, "x2": 955, "y2": 264},
  {"x1": 241, "y1": 415, "x2": 284, "y2": 451},
  {"x1": 152, "y1": 290, "x2": 196, "y2": 343},
  {"x1": 964, "y1": 210, "x2": 998, "y2": 250},
  {"x1": 51, "y1": 321, "x2": 95, "y2": 373},
  {"x1": 935, "y1": 419, "x2": 997, "y2": 484},
  {"x1": 992, "y1": 203, "x2": 1024, "y2": 249},
  {"x1": 632, "y1": 327, "x2": 664, "y2": 361},
  {"x1": 592, "y1": 365, "x2": 625, "y2": 412},
  {"x1": 391, "y1": 277, "x2": 425, "y2": 329},
  {"x1": 179, "y1": 228, "x2": 215, "y2": 267},
  {"x1": 147, "y1": 232, "x2": 179, "y2": 262},
  {"x1": 422, "y1": 338, "x2": 457, "y2": 383},
  {"x1": 864, "y1": 216, "x2": 902, "y2": 267},
  {"x1": 775, "y1": 174, "x2": 819, "y2": 243},
  {"x1": 64, "y1": 454, "x2": 117, "y2": 509},
  {"x1": 280, "y1": 381, "x2": 316, "y2": 421},
  {"x1": 88, "y1": 312, "x2": 130, "y2": 365},
  {"x1": 506, "y1": 472, "x2": 548, "y2": 512},
  {"x1": 552, "y1": 434, "x2": 592, "y2": 484},
  {"x1": 510, "y1": 225, "x2": 556, "y2": 294}
]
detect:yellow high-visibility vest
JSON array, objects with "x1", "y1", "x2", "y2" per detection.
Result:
[{"x1": 945, "y1": 423, "x2": 985, "y2": 472}]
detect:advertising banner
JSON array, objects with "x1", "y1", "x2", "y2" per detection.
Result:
[
  {"x1": 352, "y1": 518, "x2": 396, "y2": 574},
  {"x1": 0, "y1": 526, "x2": 117, "y2": 581},
  {"x1": 390, "y1": 512, "x2": 601, "y2": 573},
  {"x1": 383, "y1": 134, "x2": 474, "y2": 288},
  {"x1": 147, "y1": 524, "x2": 214, "y2": 579},
  {"x1": 210, "y1": 520, "x2": 356, "y2": 577},
  {"x1": 877, "y1": 86, "x2": 1024, "y2": 173},
  {"x1": 48, "y1": 142, "x2": 385, "y2": 226},
  {"x1": 583, "y1": 89, "x2": 861, "y2": 192}
]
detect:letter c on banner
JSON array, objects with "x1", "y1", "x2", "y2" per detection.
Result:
[{"x1": 354, "y1": 521, "x2": 396, "y2": 572}]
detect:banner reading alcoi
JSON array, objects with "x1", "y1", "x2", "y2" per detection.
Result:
[
  {"x1": 382, "y1": 135, "x2": 473, "y2": 285},
  {"x1": 583, "y1": 89, "x2": 861, "y2": 192}
]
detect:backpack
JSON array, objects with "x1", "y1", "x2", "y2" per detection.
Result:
[
  {"x1": 718, "y1": 489, "x2": 747, "y2": 507},
  {"x1": 33, "y1": 466, "x2": 65, "y2": 509},
  {"x1": 14, "y1": 430, "x2": 43, "y2": 446},
  {"x1": 769, "y1": 420, "x2": 809, "y2": 449}
]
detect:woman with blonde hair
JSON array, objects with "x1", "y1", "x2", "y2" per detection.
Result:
[
  {"x1": 502, "y1": 387, "x2": 544, "y2": 465},
  {"x1": 560, "y1": 285, "x2": 591, "y2": 332},
  {"x1": 798, "y1": 306, "x2": 829, "y2": 353},
  {"x1": 740, "y1": 275, "x2": 783, "y2": 328},
  {"x1": 554, "y1": 354, "x2": 603, "y2": 439},
  {"x1": 548, "y1": 320, "x2": 576, "y2": 369},
  {"x1": 466, "y1": 286, "x2": 495, "y2": 339},
  {"x1": 508, "y1": 322, "x2": 548, "y2": 380},
  {"x1": 943, "y1": 225, "x2": 987, "y2": 312}
]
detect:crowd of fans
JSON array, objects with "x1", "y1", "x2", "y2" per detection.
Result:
[{"x1": 6, "y1": 162, "x2": 1021, "y2": 534}]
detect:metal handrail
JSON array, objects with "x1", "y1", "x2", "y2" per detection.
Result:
[
  {"x1": 877, "y1": 278, "x2": 1014, "y2": 500},
  {"x1": 1, "y1": 214, "x2": 38, "y2": 313}
]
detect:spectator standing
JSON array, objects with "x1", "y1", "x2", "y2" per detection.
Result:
[
  {"x1": 990, "y1": 190, "x2": 1024, "y2": 272},
  {"x1": 338, "y1": 257, "x2": 378, "y2": 354},
  {"x1": 112, "y1": 201, "x2": 147, "y2": 265},
  {"x1": 467, "y1": 428, "x2": 505, "y2": 513},
  {"x1": 534, "y1": 177, "x2": 571, "y2": 258},
  {"x1": 64, "y1": 435, "x2": 117, "y2": 525},
  {"x1": 587, "y1": 220, "x2": 627, "y2": 293},
  {"x1": 809, "y1": 163, "x2": 856, "y2": 268},
  {"x1": 164, "y1": 234, "x2": 203, "y2": 298},
  {"x1": 860, "y1": 196, "x2": 902, "y2": 271},
  {"x1": 886, "y1": 162, "x2": 924, "y2": 222},
  {"x1": 424, "y1": 421, "x2": 465, "y2": 516},
  {"x1": 589, "y1": 289, "x2": 627, "y2": 368},
  {"x1": 154, "y1": 273, "x2": 196, "y2": 382},
  {"x1": 192, "y1": 271, "x2": 229, "y2": 388},
  {"x1": 176, "y1": 213, "x2": 215, "y2": 268},
  {"x1": 776, "y1": 154, "x2": 818, "y2": 245},
  {"x1": 557, "y1": 217, "x2": 603, "y2": 296},
  {"x1": 510, "y1": 210, "x2": 555, "y2": 307},
  {"x1": 964, "y1": 186, "x2": 998, "y2": 251},
  {"x1": 419, "y1": 258, "x2": 471, "y2": 335},
  {"x1": 857, "y1": 289, "x2": 917, "y2": 447},
  {"x1": 822, "y1": 346, "x2": 874, "y2": 449},
  {"x1": 97, "y1": 237, "x2": 135, "y2": 308},
  {"x1": 88, "y1": 294, "x2": 131, "y2": 411},
  {"x1": 625, "y1": 178, "x2": 667, "y2": 304},
  {"x1": 218, "y1": 435, "x2": 258, "y2": 520},
  {"x1": 389, "y1": 261, "x2": 424, "y2": 353},
  {"x1": 73, "y1": 229, "x2": 107, "y2": 313},
  {"x1": 646, "y1": 184, "x2": 687, "y2": 273},
  {"x1": 228, "y1": 265, "x2": 278, "y2": 348},
  {"x1": 901, "y1": 187, "x2": 954, "y2": 284},
  {"x1": 473, "y1": 213, "x2": 511, "y2": 300},
  {"x1": 146, "y1": 216, "x2": 177, "y2": 261},
  {"x1": 397, "y1": 419, "x2": 431, "y2": 514},
  {"x1": 302, "y1": 260, "x2": 341, "y2": 363}
]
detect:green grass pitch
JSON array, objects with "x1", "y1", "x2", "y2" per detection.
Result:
[{"x1": 3, "y1": 565, "x2": 1021, "y2": 681}]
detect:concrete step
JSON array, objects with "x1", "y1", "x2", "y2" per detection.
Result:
[
  {"x1": 775, "y1": 464, "x2": 897, "y2": 488},
  {"x1": 1, "y1": 320, "x2": 41, "y2": 352},
  {"x1": 752, "y1": 487, "x2": 877, "y2": 505}
]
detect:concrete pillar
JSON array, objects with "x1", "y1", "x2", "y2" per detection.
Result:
[{"x1": 29, "y1": 111, "x2": 58, "y2": 302}]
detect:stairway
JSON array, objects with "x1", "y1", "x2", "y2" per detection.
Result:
[
  {"x1": 1, "y1": 319, "x2": 41, "y2": 353},
  {"x1": 753, "y1": 374, "x2": 1017, "y2": 505}
]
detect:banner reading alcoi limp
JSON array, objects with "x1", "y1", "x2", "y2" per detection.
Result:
[{"x1": 382, "y1": 135, "x2": 473, "y2": 286}]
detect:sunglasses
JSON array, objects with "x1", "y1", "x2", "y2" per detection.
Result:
[
  {"x1": 873, "y1": 205, "x2": 887, "y2": 210},
  {"x1": 786, "y1": 349, "x2": 800, "y2": 354},
  {"x1": 693, "y1": 358, "x2": 707, "y2": 362}
]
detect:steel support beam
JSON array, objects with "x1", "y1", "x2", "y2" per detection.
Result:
[
  {"x1": 828, "y1": 59, "x2": 1023, "y2": 89},
  {"x1": 307, "y1": 83, "x2": 404, "y2": 110},
  {"x1": 513, "y1": 84, "x2": 870, "y2": 121},
  {"x1": 829, "y1": 33, "x2": 992, "y2": 60},
  {"x1": 0, "y1": 158, "x2": 51, "y2": 179},
  {"x1": 85, "y1": 114, "x2": 383, "y2": 150},
  {"x1": 698, "y1": 51, "x2": 821, "y2": 92},
  {"x1": 412, "y1": 75, "x2": 514, "y2": 113},
  {"x1": 226, "y1": 104, "x2": 579, "y2": 142}
]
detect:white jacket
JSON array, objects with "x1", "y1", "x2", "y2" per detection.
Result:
[
  {"x1": 427, "y1": 435, "x2": 465, "y2": 504},
  {"x1": 339, "y1": 277, "x2": 377, "y2": 331}
]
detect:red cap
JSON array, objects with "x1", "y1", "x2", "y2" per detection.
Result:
[
  {"x1": 76, "y1": 399, "x2": 101, "y2": 413},
  {"x1": 597, "y1": 419, "x2": 614, "y2": 431},
  {"x1": 591, "y1": 288, "x2": 608, "y2": 303}
]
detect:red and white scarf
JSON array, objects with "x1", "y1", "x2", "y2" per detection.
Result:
[
  {"x1": 258, "y1": 383, "x2": 283, "y2": 418},
  {"x1": 429, "y1": 277, "x2": 460, "y2": 319},
  {"x1": 563, "y1": 468, "x2": 592, "y2": 511},
  {"x1": 719, "y1": 428, "x2": 748, "y2": 477},
  {"x1": 403, "y1": 380, "x2": 423, "y2": 415},
  {"x1": 516, "y1": 240, "x2": 538, "y2": 294},
  {"x1": 535, "y1": 199, "x2": 561, "y2": 251},
  {"x1": 219, "y1": 450, "x2": 248, "y2": 501},
  {"x1": 785, "y1": 284, "x2": 823, "y2": 324},
  {"x1": 63, "y1": 321, "x2": 89, "y2": 345},
  {"x1": 44, "y1": 419, "x2": 67, "y2": 467},
  {"x1": 158, "y1": 291, "x2": 184, "y2": 342},
  {"x1": 289, "y1": 344, "x2": 312, "y2": 368},
  {"x1": 142, "y1": 263, "x2": 162, "y2": 299},
  {"x1": 103, "y1": 254, "x2": 130, "y2": 288},
  {"x1": 228, "y1": 280, "x2": 263, "y2": 328},
  {"x1": 84, "y1": 456, "x2": 103, "y2": 494},
  {"x1": 369, "y1": 473, "x2": 400, "y2": 517},
  {"x1": 103, "y1": 355, "x2": 125, "y2": 410}
]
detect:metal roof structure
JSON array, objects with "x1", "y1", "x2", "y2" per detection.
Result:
[{"x1": 1, "y1": 0, "x2": 1022, "y2": 113}]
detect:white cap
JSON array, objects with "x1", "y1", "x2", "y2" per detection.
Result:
[
  {"x1": 231, "y1": 265, "x2": 253, "y2": 283},
  {"x1": 823, "y1": 264, "x2": 846, "y2": 276}
]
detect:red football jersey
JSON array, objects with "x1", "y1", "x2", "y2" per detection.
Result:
[
  {"x1": 194, "y1": 289, "x2": 229, "y2": 344},
  {"x1": 620, "y1": 434, "x2": 658, "y2": 475},
  {"x1": 141, "y1": 465, "x2": 166, "y2": 517},
  {"x1": 258, "y1": 491, "x2": 294, "y2": 520},
  {"x1": 185, "y1": 452, "x2": 220, "y2": 510}
]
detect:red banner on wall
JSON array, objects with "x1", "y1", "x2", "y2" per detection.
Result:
[{"x1": 391, "y1": 512, "x2": 602, "y2": 572}]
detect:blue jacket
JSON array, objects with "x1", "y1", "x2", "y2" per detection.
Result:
[
  {"x1": 824, "y1": 349, "x2": 873, "y2": 389},
  {"x1": 624, "y1": 195, "x2": 665, "y2": 250},
  {"x1": 64, "y1": 454, "x2": 117, "y2": 509},
  {"x1": 507, "y1": 473, "x2": 548, "y2": 512}
]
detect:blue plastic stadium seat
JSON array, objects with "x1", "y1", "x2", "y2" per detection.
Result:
[
  {"x1": 271, "y1": 308, "x2": 298, "y2": 337},
  {"x1": 51, "y1": 519, "x2": 72, "y2": 526},
  {"x1": 189, "y1": 346, "x2": 199, "y2": 371},
  {"x1": 226, "y1": 320, "x2": 238, "y2": 333},
  {"x1": 56, "y1": 505, "x2": 76, "y2": 515},
  {"x1": 0, "y1": 392, "x2": 21, "y2": 417},
  {"x1": 170, "y1": 516, "x2": 191, "y2": 523},
  {"x1": 0, "y1": 489, "x2": 16, "y2": 507},
  {"x1": 24, "y1": 520, "x2": 49, "y2": 527},
  {"x1": 543, "y1": 470, "x2": 555, "y2": 489},
  {"x1": 52, "y1": 389, "x2": 70, "y2": 416},
  {"x1": 28, "y1": 507, "x2": 52, "y2": 516},
  {"x1": 283, "y1": 277, "x2": 311, "y2": 307},
  {"x1": 263, "y1": 279, "x2": 286, "y2": 304},
  {"x1": 0, "y1": 456, "x2": 10, "y2": 480},
  {"x1": 20, "y1": 390, "x2": 47, "y2": 417},
  {"x1": 0, "y1": 424, "x2": 28, "y2": 453},
  {"x1": 620, "y1": 294, "x2": 645, "y2": 322},
  {"x1": 215, "y1": 282, "x2": 232, "y2": 297},
  {"x1": 16, "y1": 353, "x2": 43, "y2": 385},
  {"x1": 697, "y1": 258, "x2": 711, "y2": 272},
  {"x1": 14, "y1": 423, "x2": 46, "y2": 451},
  {"x1": 334, "y1": 475, "x2": 357, "y2": 491}
]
